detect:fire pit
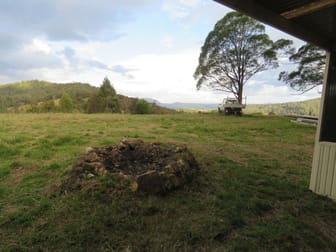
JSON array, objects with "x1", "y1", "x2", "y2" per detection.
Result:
[{"x1": 62, "y1": 138, "x2": 199, "y2": 194}]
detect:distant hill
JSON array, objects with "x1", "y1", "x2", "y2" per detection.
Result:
[
  {"x1": 245, "y1": 98, "x2": 321, "y2": 116},
  {"x1": 158, "y1": 102, "x2": 218, "y2": 110},
  {"x1": 0, "y1": 80, "x2": 96, "y2": 109},
  {"x1": 0, "y1": 80, "x2": 173, "y2": 114},
  {"x1": 156, "y1": 98, "x2": 321, "y2": 116}
]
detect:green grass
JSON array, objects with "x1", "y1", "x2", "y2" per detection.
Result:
[{"x1": 0, "y1": 113, "x2": 335, "y2": 251}]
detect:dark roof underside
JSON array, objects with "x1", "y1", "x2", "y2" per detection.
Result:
[{"x1": 215, "y1": 0, "x2": 336, "y2": 51}]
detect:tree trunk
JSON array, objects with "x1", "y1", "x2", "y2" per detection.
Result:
[{"x1": 237, "y1": 83, "x2": 243, "y2": 104}]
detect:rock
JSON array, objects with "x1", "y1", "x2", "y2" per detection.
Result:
[
  {"x1": 86, "y1": 173, "x2": 95, "y2": 179},
  {"x1": 130, "y1": 181, "x2": 138, "y2": 192},
  {"x1": 85, "y1": 147, "x2": 94, "y2": 154},
  {"x1": 119, "y1": 138, "x2": 144, "y2": 151},
  {"x1": 84, "y1": 152, "x2": 99, "y2": 162}
]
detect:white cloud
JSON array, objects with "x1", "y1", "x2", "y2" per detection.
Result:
[
  {"x1": 162, "y1": 0, "x2": 205, "y2": 21},
  {"x1": 31, "y1": 38, "x2": 52, "y2": 54},
  {"x1": 161, "y1": 35, "x2": 175, "y2": 48},
  {"x1": 245, "y1": 84, "x2": 320, "y2": 104},
  {"x1": 179, "y1": 0, "x2": 201, "y2": 7},
  {"x1": 112, "y1": 48, "x2": 224, "y2": 103},
  {"x1": 162, "y1": 0, "x2": 231, "y2": 32},
  {"x1": 162, "y1": 3, "x2": 189, "y2": 19}
]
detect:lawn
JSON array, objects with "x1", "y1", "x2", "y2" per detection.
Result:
[{"x1": 0, "y1": 113, "x2": 335, "y2": 251}]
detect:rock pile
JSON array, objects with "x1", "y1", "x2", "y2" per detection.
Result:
[{"x1": 62, "y1": 138, "x2": 199, "y2": 194}]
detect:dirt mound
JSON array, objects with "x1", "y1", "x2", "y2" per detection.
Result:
[{"x1": 61, "y1": 138, "x2": 199, "y2": 194}]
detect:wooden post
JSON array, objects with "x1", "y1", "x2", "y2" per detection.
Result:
[{"x1": 310, "y1": 49, "x2": 336, "y2": 200}]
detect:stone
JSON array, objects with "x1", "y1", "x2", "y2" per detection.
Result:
[
  {"x1": 85, "y1": 147, "x2": 94, "y2": 154},
  {"x1": 84, "y1": 152, "x2": 99, "y2": 162},
  {"x1": 86, "y1": 173, "x2": 95, "y2": 179}
]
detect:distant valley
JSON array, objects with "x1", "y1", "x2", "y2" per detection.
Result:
[
  {"x1": 244, "y1": 99, "x2": 321, "y2": 116},
  {"x1": 155, "y1": 99, "x2": 321, "y2": 116}
]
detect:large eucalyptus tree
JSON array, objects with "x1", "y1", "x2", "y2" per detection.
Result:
[{"x1": 194, "y1": 11, "x2": 293, "y2": 103}]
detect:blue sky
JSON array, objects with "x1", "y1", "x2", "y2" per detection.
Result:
[{"x1": 0, "y1": 0, "x2": 321, "y2": 104}]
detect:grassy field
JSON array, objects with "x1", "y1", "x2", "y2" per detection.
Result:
[{"x1": 0, "y1": 113, "x2": 335, "y2": 251}]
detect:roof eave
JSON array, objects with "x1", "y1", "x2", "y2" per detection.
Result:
[{"x1": 215, "y1": 0, "x2": 332, "y2": 51}]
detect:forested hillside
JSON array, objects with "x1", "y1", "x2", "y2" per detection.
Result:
[
  {"x1": 0, "y1": 80, "x2": 95, "y2": 112},
  {"x1": 0, "y1": 80, "x2": 172, "y2": 114},
  {"x1": 0, "y1": 80, "x2": 94, "y2": 105}
]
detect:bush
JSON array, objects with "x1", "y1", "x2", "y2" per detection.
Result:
[
  {"x1": 59, "y1": 92, "x2": 74, "y2": 113},
  {"x1": 134, "y1": 99, "x2": 153, "y2": 114}
]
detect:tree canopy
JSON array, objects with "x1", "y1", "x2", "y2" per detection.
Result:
[
  {"x1": 86, "y1": 77, "x2": 120, "y2": 113},
  {"x1": 133, "y1": 99, "x2": 153, "y2": 114},
  {"x1": 278, "y1": 43, "x2": 326, "y2": 93},
  {"x1": 99, "y1": 77, "x2": 117, "y2": 97},
  {"x1": 59, "y1": 92, "x2": 74, "y2": 112},
  {"x1": 194, "y1": 11, "x2": 293, "y2": 103}
]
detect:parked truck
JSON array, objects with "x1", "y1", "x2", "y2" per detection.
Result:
[{"x1": 218, "y1": 97, "x2": 246, "y2": 115}]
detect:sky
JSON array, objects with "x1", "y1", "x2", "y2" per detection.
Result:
[{"x1": 0, "y1": 0, "x2": 322, "y2": 104}]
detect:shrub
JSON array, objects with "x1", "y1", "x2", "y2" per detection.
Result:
[{"x1": 134, "y1": 99, "x2": 153, "y2": 114}]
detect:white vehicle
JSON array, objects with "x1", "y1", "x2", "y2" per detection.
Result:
[{"x1": 218, "y1": 97, "x2": 246, "y2": 115}]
